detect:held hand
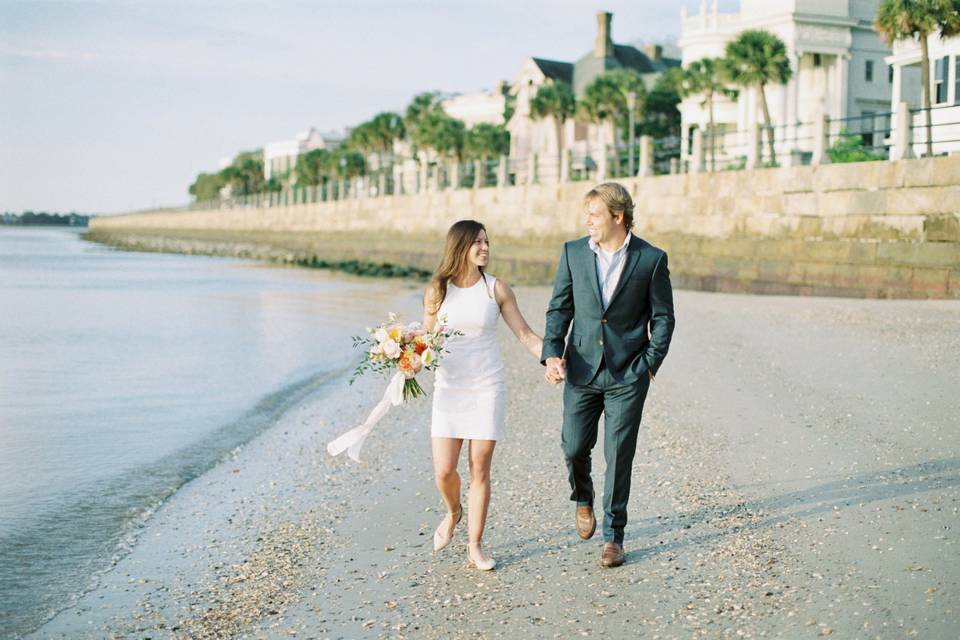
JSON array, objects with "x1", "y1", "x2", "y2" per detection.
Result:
[
  {"x1": 544, "y1": 368, "x2": 558, "y2": 384},
  {"x1": 544, "y1": 357, "x2": 567, "y2": 385}
]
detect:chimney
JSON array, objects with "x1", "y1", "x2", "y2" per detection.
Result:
[
  {"x1": 594, "y1": 11, "x2": 614, "y2": 59},
  {"x1": 643, "y1": 44, "x2": 663, "y2": 62}
]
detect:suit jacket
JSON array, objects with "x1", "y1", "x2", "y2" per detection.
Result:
[{"x1": 541, "y1": 234, "x2": 675, "y2": 386}]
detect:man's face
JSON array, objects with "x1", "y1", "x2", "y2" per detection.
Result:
[{"x1": 585, "y1": 197, "x2": 623, "y2": 244}]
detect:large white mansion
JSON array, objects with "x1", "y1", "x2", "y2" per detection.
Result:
[
  {"x1": 886, "y1": 30, "x2": 960, "y2": 156},
  {"x1": 678, "y1": 0, "x2": 892, "y2": 167}
]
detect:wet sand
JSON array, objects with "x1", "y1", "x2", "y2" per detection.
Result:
[{"x1": 29, "y1": 286, "x2": 960, "y2": 640}]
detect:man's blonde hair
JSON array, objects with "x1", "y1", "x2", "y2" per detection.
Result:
[{"x1": 584, "y1": 182, "x2": 634, "y2": 231}]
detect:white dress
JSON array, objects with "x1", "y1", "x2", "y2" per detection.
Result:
[{"x1": 431, "y1": 274, "x2": 506, "y2": 441}]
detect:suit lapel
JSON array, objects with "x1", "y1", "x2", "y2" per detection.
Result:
[
  {"x1": 605, "y1": 235, "x2": 642, "y2": 310},
  {"x1": 583, "y1": 241, "x2": 604, "y2": 309}
]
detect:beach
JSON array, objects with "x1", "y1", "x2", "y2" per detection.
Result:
[{"x1": 24, "y1": 280, "x2": 960, "y2": 639}]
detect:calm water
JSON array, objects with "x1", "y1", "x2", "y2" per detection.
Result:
[{"x1": 0, "y1": 228, "x2": 398, "y2": 637}]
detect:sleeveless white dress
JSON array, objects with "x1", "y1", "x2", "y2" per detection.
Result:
[{"x1": 431, "y1": 274, "x2": 506, "y2": 441}]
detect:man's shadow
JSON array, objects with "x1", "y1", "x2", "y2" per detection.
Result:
[{"x1": 493, "y1": 457, "x2": 960, "y2": 566}]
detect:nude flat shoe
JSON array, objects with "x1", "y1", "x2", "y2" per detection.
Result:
[
  {"x1": 433, "y1": 504, "x2": 462, "y2": 552},
  {"x1": 466, "y1": 542, "x2": 496, "y2": 570}
]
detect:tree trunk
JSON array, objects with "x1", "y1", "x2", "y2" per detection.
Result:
[
  {"x1": 608, "y1": 117, "x2": 617, "y2": 175},
  {"x1": 920, "y1": 31, "x2": 933, "y2": 157},
  {"x1": 758, "y1": 82, "x2": 776, "y2": 165},
  {"x1": 707, "y1": 91, "x2": 716, "y2": 172},
  {"x1": 555, "y1": 117, "x2": 564, "y2": 183}
]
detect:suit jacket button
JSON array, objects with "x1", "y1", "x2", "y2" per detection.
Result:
[
  {"x1": 599, "y1": 339, "x2": 604, "y2": 345},
  {"x1": 601, "y1": 318, "x2": 608, "y2": 324}
]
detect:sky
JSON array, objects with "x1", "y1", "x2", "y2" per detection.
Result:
[{"x1": 0, "y1": 0, "x2": 739, "y2": 214}]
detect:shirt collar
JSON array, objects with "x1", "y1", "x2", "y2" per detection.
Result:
[{"x1": 589, "y1": 231, "x2": 632, "y2": 255}]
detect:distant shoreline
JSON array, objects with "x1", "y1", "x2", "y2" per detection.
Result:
[
  {"x1": 1, "y1": 222, "x2": 89, "y2": 227},
  {"x1": 2, "y1": 212, "x2": 91, "y2": 227}
]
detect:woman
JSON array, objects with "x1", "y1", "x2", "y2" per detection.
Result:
[{"x1": 423, "y1": 220, "x2": 543, "y2": 570}]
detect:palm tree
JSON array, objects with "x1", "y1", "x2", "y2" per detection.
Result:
[
  {"x1": 368, "y1": 111, "x2": 405, "y2": 168},
  {"x1": 580, "y1": 70, "x2": 646, "y2": 175},
  {"x1": 465, "y1": 123, "x2": 510, "y2": 185},
  {"x1": 529, "y1": 81, "x2": 576, "y2": 181},
  {"x1": 429, "y1": 113, "x2": 467, "y2": 188},
  {"x1": 409, "y1": 109, "x2": 465, "y2": 188},
  {"x1": 875, "y1": 0, "x2": 960, "y2": 157},
  {"x1": 295, "y1": 148, "x2": 327, "y2": 186},
  {"x1": 347, "y1": 122, "x2": 378, "y2": 160},
  {"x1": 642, "y1": 67, "x2": 684, "y2": 139},
  {"x1": 403, "y1": 92, "x2": 444, "y2": 188},
  {"x1": 333, "y1": 146, "x2": 366, "y2": 198},
  {"x1": 296, "y1": 148, "x2": 341, "y2": 198},
  {"x1": 681, "y1": 57, "x2": 739, "y2": 170},
  {"x1": 222, "y1": 151, "x2": 266, "y2": 196},
  {"x1": 189, "y1": 172, "x2": 226, "y2": 201},
  {"x1": 404, "y1": 92, "x2": 442, "y2": 131},
  {"x1": 724, "y1": 29, "x2": 793, "y2": 165}
]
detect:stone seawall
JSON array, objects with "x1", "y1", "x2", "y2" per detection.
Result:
[{"x1": 91, "y1": 156, "x2": 960, "y2": 298}]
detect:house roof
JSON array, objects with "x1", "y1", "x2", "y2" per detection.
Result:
[
  {"x1": 531, "y1": 57, "x2": 574, "y2": 84},
  {"x1": 574, "y1": 45, "x2": 681, "y2": 95},
  {"x1": 611, "y1": 44, "x2": 680, "y2": 74}
]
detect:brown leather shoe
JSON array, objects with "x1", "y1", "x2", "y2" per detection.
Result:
[
  {"x1": 575, "y1": 505, "x2": 596, "y2": 540},
  {"x1": 599, "y1": 542, "x2": 625, "y2": 568}
]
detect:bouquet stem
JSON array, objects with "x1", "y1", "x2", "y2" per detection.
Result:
[{"x1": 402, "y1": 378, "x2": 424, "y2": 402}]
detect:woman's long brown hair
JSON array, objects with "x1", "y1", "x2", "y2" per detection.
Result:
[{"x1": 427, "y1": 220, "x2": 487, "y2": 314}]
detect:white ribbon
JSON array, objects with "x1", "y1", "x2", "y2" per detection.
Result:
[{"x1": 327, "y1": 371, "x2": 405, "y2": 462}]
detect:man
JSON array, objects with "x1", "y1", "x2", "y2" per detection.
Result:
[{"x1": 541, "y1": 182, "x2": 675, "y2": 567}]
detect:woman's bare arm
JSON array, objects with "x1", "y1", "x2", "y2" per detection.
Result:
[
  {"x1": 423, "y1": 285, "x2": 440, "y2": 331},
  {"x1": 495, "y1": 279, "x2": 542, "y2": 359}
]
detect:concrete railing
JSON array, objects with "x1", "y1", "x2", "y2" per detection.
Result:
[{"x1": 94, "y1": 154, "x2": 960, "y2": 298}]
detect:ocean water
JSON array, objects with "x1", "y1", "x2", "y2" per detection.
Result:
[{"x1": 0, "y1": 228, "x2": 407, "y2": 637}]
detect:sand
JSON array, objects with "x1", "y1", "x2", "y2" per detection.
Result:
[{"x1": 28, "y1": 285, "x2": 960, "y2": 640}]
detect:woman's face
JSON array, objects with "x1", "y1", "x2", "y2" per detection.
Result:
[{"x1": 467, "y1": 229, "x2": 489, "y2": 269}]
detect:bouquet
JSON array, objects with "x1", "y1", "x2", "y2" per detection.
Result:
[
  {"x1": 350, "y1": 312, "x2": 458, "y2": 401},
  {"x1": 327, "y1": 313, "x2": 459, "y2": 462}
]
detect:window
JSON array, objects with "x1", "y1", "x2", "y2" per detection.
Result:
[
  {"x1": 860, "y1": 111, "x2": 875, "y2": 147},
  {"x1": 813, "y1": 53, "x2": 822, "y2": 67},
  {"x1": 865, "y1": 60, "x2": 874, "y2": 82},
  {"x1": 889, "y1": 64, "x2": 894, "y2": 83},
  {"x1": 935, "y1": 55, "x2": 948, "y2": 104},
  {"x1": 955, "y1": 56, "x2": 960, "y2": 105}
]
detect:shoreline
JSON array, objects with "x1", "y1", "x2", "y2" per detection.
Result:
[
  {"x1": 27, "y1": 281, "x2": 429, "y2": 639},
  {"x1": 7, "y1": 238, "x2": 428, "y2": 640},
  {"x1": 28, "y1": 284, "x2": 960, "y2": 639}
]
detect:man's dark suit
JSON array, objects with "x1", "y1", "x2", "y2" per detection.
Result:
[{"x1": 542, "y1": 233, "x2": 675, "y2": 544}]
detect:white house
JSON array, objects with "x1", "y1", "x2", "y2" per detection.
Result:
[
  {"x1": 677, "y1": 0, "x2": 892, "y2": 168},
  {"x1": 507, "y1": 11, "x2": 680, "y2": 182},
  {"x1": 886, "y1": 31, "x2": 960, "y2": 157},
  {"x1": 263, "y1": 127, "x2": 344, "y2": 181},
  {"x1": 441, "y1": 83, "x2": 508, "y2": 128}
]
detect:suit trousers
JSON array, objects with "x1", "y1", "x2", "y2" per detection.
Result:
[{"x1": 561, "y1": 359, "x2": 650, "y2": 544}]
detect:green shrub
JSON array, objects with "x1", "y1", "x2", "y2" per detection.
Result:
[{"x1": 828, "y1": 131, "x2": 887, "y2": 163}]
